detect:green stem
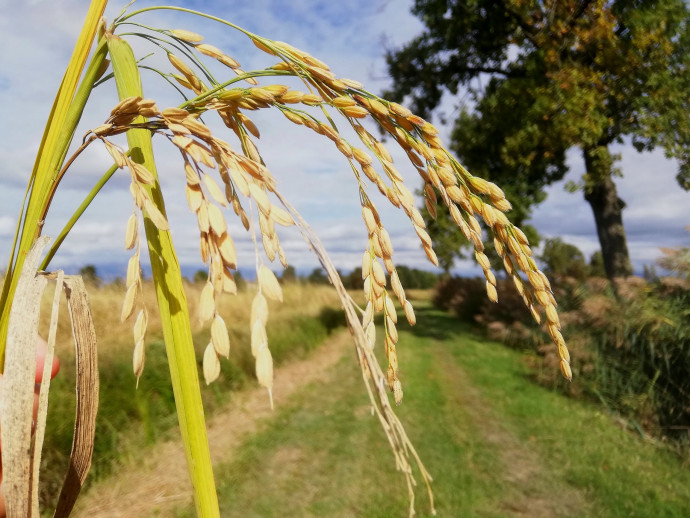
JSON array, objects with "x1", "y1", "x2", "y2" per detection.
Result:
[
  {"x1": 181, "y1": 69, "x2": 295, "y2": 108},
  {"x1": 106, "y1": 32, "x2": 219, "y2": 517},
  {"x1": 40, "y1": 162, "x2": 120, "y2": 271},
  {"x1": 116, "y1": 6, "x2": 257, "y2": 39}
]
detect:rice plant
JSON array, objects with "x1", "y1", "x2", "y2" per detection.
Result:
[{"x1": 0, "y1": 2, "x2": 571, "y2": 516}]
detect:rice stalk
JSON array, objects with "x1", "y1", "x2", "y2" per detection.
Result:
[
  {"x1": 1, "y1": 3, "x2": 573, "y2": 516},
  {"x1": 0, "y1": 1, "x2": 108, "y2": 365},
  {"x1": 105, "y1": 31, "x2": 219, "y2": 517}
]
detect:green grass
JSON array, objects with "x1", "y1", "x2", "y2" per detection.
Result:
[
  {"x1": 39, "y1": 301, "x2": 345, "y2": 510},
  {"x1": 173, "y1": 304, "x2": 690, "y2": 517}
]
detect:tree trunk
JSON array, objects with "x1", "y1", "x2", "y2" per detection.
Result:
[{"x1": 583, "y1": 146, "x2": 634, "y2": 280}]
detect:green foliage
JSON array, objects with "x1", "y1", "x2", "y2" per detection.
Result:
[
  {"x1": 280, "y1": 265, "x2": 297, "y2": 284},
  {"x1": 306, "y1": 268, "x2": 329, "y2": 285},
  {"x1": 561, "y1": 276, "x2": 690, "y2": 441},
  {"x1": 342, "y1": 267, "x2": 365, "y2": 290},
  {"x1": 193, "y1": 269, "x2": 209, "y2": 283},
  {"x1": 386, "y1": 0, "x2": 690, "y2": 278},
  {"x1": 589, "y1": 251, "x2": 607, "y2": 278},
  {"x1": 233, "y1": 271, "x2": 247, "y2": 292},
  {"x1": 394, "y1": 265, "x2": 439, "y2": 289},
  {"x1": 79, "y1": 264, "x2": 101, "y2": 286},
  {"x1": 179, "y1": 305, "x2": 690, "y2": 517},
  {"x1": 433, "y1": 238, "x2": 690, "y2": 445},
  {"x1": 539, "y1": 238, "x2": 588, "y2": 280},
  {"x1": 39, "y1": 303, "x2": 345, "y2": 509}
]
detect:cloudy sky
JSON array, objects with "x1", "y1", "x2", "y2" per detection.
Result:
[{"x1": 0, "y1": 0, "x2": 686, "y2": 280}]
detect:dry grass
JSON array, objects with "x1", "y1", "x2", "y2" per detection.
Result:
[{"x1": 35, "y1": 279, "x2": 341, "y2": 364}]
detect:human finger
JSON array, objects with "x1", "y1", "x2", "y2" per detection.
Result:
[{"x1": 34, "y1": 336, "x2": 60, "y2": 384}]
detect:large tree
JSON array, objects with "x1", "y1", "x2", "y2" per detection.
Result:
[{"x1": 386, "y1": 0, "x2": 689, "y2": 279}]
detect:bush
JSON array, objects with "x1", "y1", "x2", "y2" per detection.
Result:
[{"x1": 434, "y1": 268, "x2": 690, "y2": 444}]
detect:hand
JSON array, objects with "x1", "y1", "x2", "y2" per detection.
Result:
[{"x1": 0, "y1": 336, "x2": 60, "y2": 518}]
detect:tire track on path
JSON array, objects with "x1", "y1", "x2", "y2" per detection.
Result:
[{"x1": 73, "y1": 330, "x2": 352, "y2": 518}]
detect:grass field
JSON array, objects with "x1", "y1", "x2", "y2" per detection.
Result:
[
  {"x1": 168, "y1": 303, "x2": 690, "y2": 518},
  {"x1": 37, "y1": 285, "x2": 690, "y2": 516},
  {"x1": 37, "y1": 280, "x2": 345, "y2": 508}
]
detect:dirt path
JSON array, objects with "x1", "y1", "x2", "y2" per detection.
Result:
[
  {"x1": 433, "y1": 344, "x2": 588, "y2": 517},
  {"x1": 72, "y1": 330, "x2": 352, "y2": 518}
]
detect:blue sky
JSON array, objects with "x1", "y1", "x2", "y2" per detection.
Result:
[{"x1": 0, "y1": 0, "x2": 686, "y2": 279}]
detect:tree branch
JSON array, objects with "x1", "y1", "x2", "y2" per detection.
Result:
[
  {"x1": 499, "y1": 0, "x2": 540, "y2": 46},
  {"x1": 565, "y1": 0, "x2": 596, "y2": 30}
]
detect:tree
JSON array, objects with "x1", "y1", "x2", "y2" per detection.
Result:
[
  {"x1": 539, "y1": 238, "x2": 587, "y2": 280},
  {"x1": 386, "y1": 0, "x2": 689, "y2": 279},
  {"x1": 193, "y1": 269, "x2": 209, "y2": 283},
  {"x1": 307, "y1": 268, "x2": 329, "y2": 285},
  {"x1": 79, "y1": 264, "x2": 101, "y2": 286},
  {"x1": 281, "y1": 265, "x2": 297, "y2": 284}
]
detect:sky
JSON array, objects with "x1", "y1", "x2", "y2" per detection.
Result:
[{"x1": 0, "y1": 0, "x2": 687, "y2": 280}]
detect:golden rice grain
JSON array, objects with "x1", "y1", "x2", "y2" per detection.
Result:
[
  {"x1": 121, "y1": 282, "x2": 138, "y2": 322},
  {"x1": 126, "y1": 254, "x2": 140, "y2": 286},
  {"x1": 534, "y1": 289, "x2": 551, "y2": 307},
  {"x1": 387, "y1": 316, "x2": 398, "y2": 343},
  {"x1": 475, "y1": 251, "x2": 491, "y2": 271},
  {"x1": 196, "y1": 201, "x2": 210, "y2": 234},
  {"x1": 365, "y1": 321, "x2": 376, "y2": 348},
  {"x1": 167, "y1": 52, "x2": 194, "y2": 78},
  {"x1": 248, "y1": 181, "x2": 271, "y2": 215},
  {"x1": 171, "y1": 29, "x2": 203, "y2": 42},
  {"x1": 371, "y1": 260, "x2": 386, "y2": 287},
  {"x1": 361, "y1": 206, "x2": 378, "y2": 235},
  {"x1": 423, "y1": 243, "x2": 439, "y2": 266},
  {"x1": 486, "y1": 281, "x2": 498, "y2": 303},
  {"x1": 255, "y1": 345, "x2": 274, "y2": 407},
  {"x1": 559, "y1": 359, "x2": 573, "y2": 381},
  {"x1": 124, "y1": 213, "x2": 138, "y2": 250},
  {"x1": 278, "y1": 90, "x2": 304, "y2": 104},
  {"x1": 133, "y1": 308, "x2": 148, "y2": 345},
  {"x1": 259, "y1": 265, "x2": 283, "y2": 302},
  {"x1": 393, "y1": 379, "x2": 403, "y2": 405},
  {"x1": 195, "y1": 43, "x2": 223, "y2": 59},
  {"x1": 352, "y1": 148, "x2": 373, "y2": 166},
  {"x1": 529, "y1": 304, "x2": 542, "y2": 324},
  {"x1": 384, "y1": 295, "x2": 398, "y2": 323},
  {"x1": 103, "y1": 140, "x2": 127, "y2": 168},
  {"x1": 362, "y1": 301, "x2": 373, "y2": 328},
  {"x1": 301, "y1": 93, "x2": 323, "y2": 105},
  {"x1": 222, "y1": 268, "x2": 237, "y2": 294},
  {"x1": 198, "y1": 281, "x2": 215, "y2": 323},
  {"x1": 331, "y1": 140, "x2": 352, "y2": 160},
  {"x1": 202, "y1": 174, "x2": 227, "y2": 207},
  {"x1": 203, "y1": 342, "x2": 221, "y2": 385},
  {"x1": 403, "y1": 300, "x2": 416, "y2": 326},
  {"x1": 143, "y1": 198, "x2": 169, "y2": 230},
  {"x1": 133, "y1": 339, "x2": 145, "y2": 385},
  {"x1": 251, "y1": 292, "x2": 269, "y2": 326},
  {"x1": 207, "y1": 203, "x2": 227, "y2": 237},
  {"x1": 330, "y1": 95, "x2": 356, "y2": 108},
  {"x1": 219, "y1": 55, "x2": 242, "y2": 69},
  {"x1": 251, "y1": 320, "x2": 267, "y2": 357},
  {"x1": 494, "y1": 198, "x2": 512, "y2": 212},
  {"x1": 186, "y1": 183, "x2": 203, "y2": 212},
  {"x1": 211, "y1": 314, "x2": 231, "y2": 358},
  {"x1": 129, "y1": 162, "x2": 155, "y2": 185},
  {"x1": 252, "y1": 38, "x2": 276, "y2": 55}
]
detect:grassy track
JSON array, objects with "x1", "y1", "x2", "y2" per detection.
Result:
[{"x1": 173, "y1": 304, "x2": 690, "y2": 517}]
